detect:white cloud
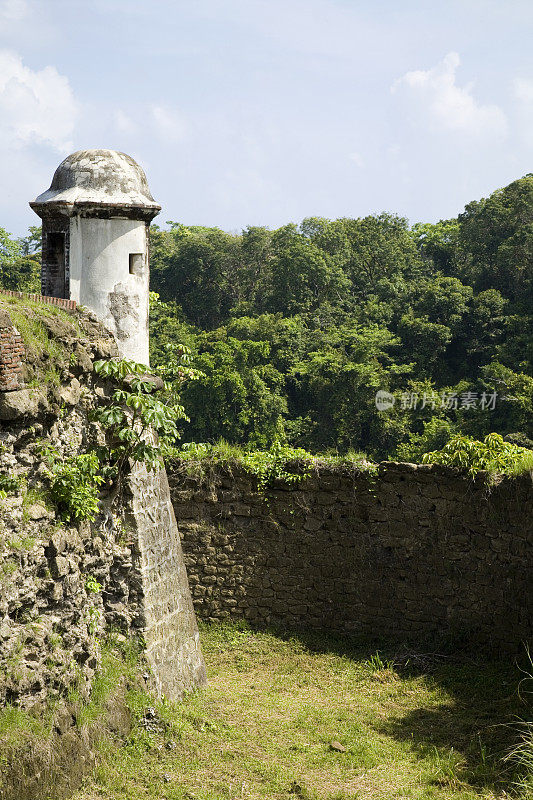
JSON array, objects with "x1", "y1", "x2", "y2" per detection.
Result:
[
  {"x1": 392, "y1": 52, "x2": 508, "y2": 140},
  {"x1": 151, "y1": 104, "x2": 187, "y2": 143},
  {"x1": 0, "y1": 50, "x2": 77, "y2": 152},
  {"x1": 113, "y1": 109, "x2": 137, "y2": 135},
  {"x1": 348, "y1": 151, "x2": 364, "y2": 168},
  {"x1": 0, "y1": 0, "x2": 27, "y2": 21},
  {"x1": 210, "y1": 166, "x2": 278, "y2": 214},
  {"x1": 514, "y1": 77, "x2": 533, "y2": 104},
  {"x1": 513, "y1": 77, "x2": 533, "y2": 143}
]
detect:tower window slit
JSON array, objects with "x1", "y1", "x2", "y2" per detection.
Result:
[{"x1": 129, "y1": 253, "x2": 144, "y2": 276}]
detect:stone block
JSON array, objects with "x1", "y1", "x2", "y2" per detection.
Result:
[{"x1": 0, "y1": 388, "x2": 48, "y2": 421}]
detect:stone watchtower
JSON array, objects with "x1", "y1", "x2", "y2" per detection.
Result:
[
  {"x1": 28, "y1": 151, "x2": 207, "y2": 700},
  {"x1": 30, "y1": 149, "x2": 161, "y2": 365}
]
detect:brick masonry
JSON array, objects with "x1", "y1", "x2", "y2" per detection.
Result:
[
  {"x1": 168, "y1": 460, "x2": 533, "y2": 652},
  {"x1": 0, "y1": 310, "x2": 25, "y2": 391}
]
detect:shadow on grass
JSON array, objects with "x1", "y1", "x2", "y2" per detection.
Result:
[
  {"x1": 374, "y1": 659, "x2": 525, "y2": 794},
  {"x1": 214, "y1": 620, "x2": 531, "y2": 794}
]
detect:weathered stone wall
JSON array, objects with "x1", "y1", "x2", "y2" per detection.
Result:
[
  {"x1": 169, "y1": 461, "x2": 533, "y2": 651},
  {"x1": 0, "y1": 318, "x2": 127, "y2": 711},
  {"x1": 0, "y1": 301, "x2": 205, "y2": 713}
]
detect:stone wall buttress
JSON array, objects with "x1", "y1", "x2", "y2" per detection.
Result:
[{"x1": 128, "y1": 462, "x2": 206, "y2": 698}]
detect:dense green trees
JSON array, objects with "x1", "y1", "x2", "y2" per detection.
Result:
[
  {"x1": 457, "y1": 175, "x2": 533, "y2": 307},
  {"x1": 146, "y1": 175, "x2": 532, "y2": 458},
  {"x1": 2, "y1": 175, "x2": 532, "y2": 460},
  {"x1": 0, "y1": 226, "x2": 40, "y2": 292}
]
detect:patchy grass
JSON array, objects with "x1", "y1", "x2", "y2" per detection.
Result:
[
  {"x1": 72, "y1": 622, "x2": 528, "y2": 800},
  {"x1": 167, "y1": 440, "x2": 377, "y2": 497},
  {"x1": 506, "y1": 722, "x2": 533, "y2": 797},
  {"x1": 0, "y1": 295, "x2": 79, "y2": 386},
  {"x1": 504, "y1": 448, "x2": 533, "y2": 478},
  {"x1": 6, "y1": 534, "x2": 37, "y2": 551},
  {"x1": 0, "y1": 704, "x2": 51, "y2": 750}
]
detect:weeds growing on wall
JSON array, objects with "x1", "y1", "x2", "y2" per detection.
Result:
[
  {"x1": 177, "y1": 440, "x2": 314, "y2": 493},
  {"x1": 180, "y1": 439, "x2": 314, "y2": 491},
  {"x1": 49, "y1": 452, "x2": 103, "y2": 522},
  {"x1": 241, "y1": 441, "x2": 313, "y2": 491},
  {"x1": 0, "y1": 295, "x2": 80, "y2": 386},
  {"x1": 174, "y1": 440, "x2": 378, "y2": 498},
  {"x1": 0, "y1": 473, "x2": 21, "y2": 496}
]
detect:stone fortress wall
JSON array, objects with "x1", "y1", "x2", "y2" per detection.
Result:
[
  {"x1": 0, "y1": 302, "x2": 205, "y2": 713},
  {"x1": 169, "y1": 460, "x2": 533, "y2": 651}
]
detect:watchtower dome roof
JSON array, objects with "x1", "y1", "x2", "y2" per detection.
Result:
[{"x1": 30, "y1": 149, "x2": 161, "y2": 218}]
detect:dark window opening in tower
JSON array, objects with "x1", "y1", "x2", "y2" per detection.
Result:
[{"x1": 43, "y1": 231, "x2": 67, "y2": 298}]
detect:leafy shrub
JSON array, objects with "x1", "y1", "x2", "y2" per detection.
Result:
[
  {"x1": 50, "y1": 452, "x2": 103, "y2": 522},
  {"x1": 92, "y1": 354, "x2": 200, "y2": 480},
  {"x1": 0, "y1": 474, "x2": 21, "y2": 495},
  {"x1": 422, "y1": 432, "x2": 533, "y2": 477},
  {"x1": 241, "y1": 441, "x2": 313, "y2": 492}
]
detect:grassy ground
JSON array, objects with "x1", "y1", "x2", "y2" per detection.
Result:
[{"x1": 71, "y1": 622, "x2": 531, "y2": 800}]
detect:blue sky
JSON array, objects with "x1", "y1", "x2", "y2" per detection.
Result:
[{"x1": 0, "y1": 0, "x2": 531, "y2": 236}]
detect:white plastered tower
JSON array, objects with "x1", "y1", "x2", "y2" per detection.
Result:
[{"x1": 30, "y1": 149, "x2": 161, "y2": 365}]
